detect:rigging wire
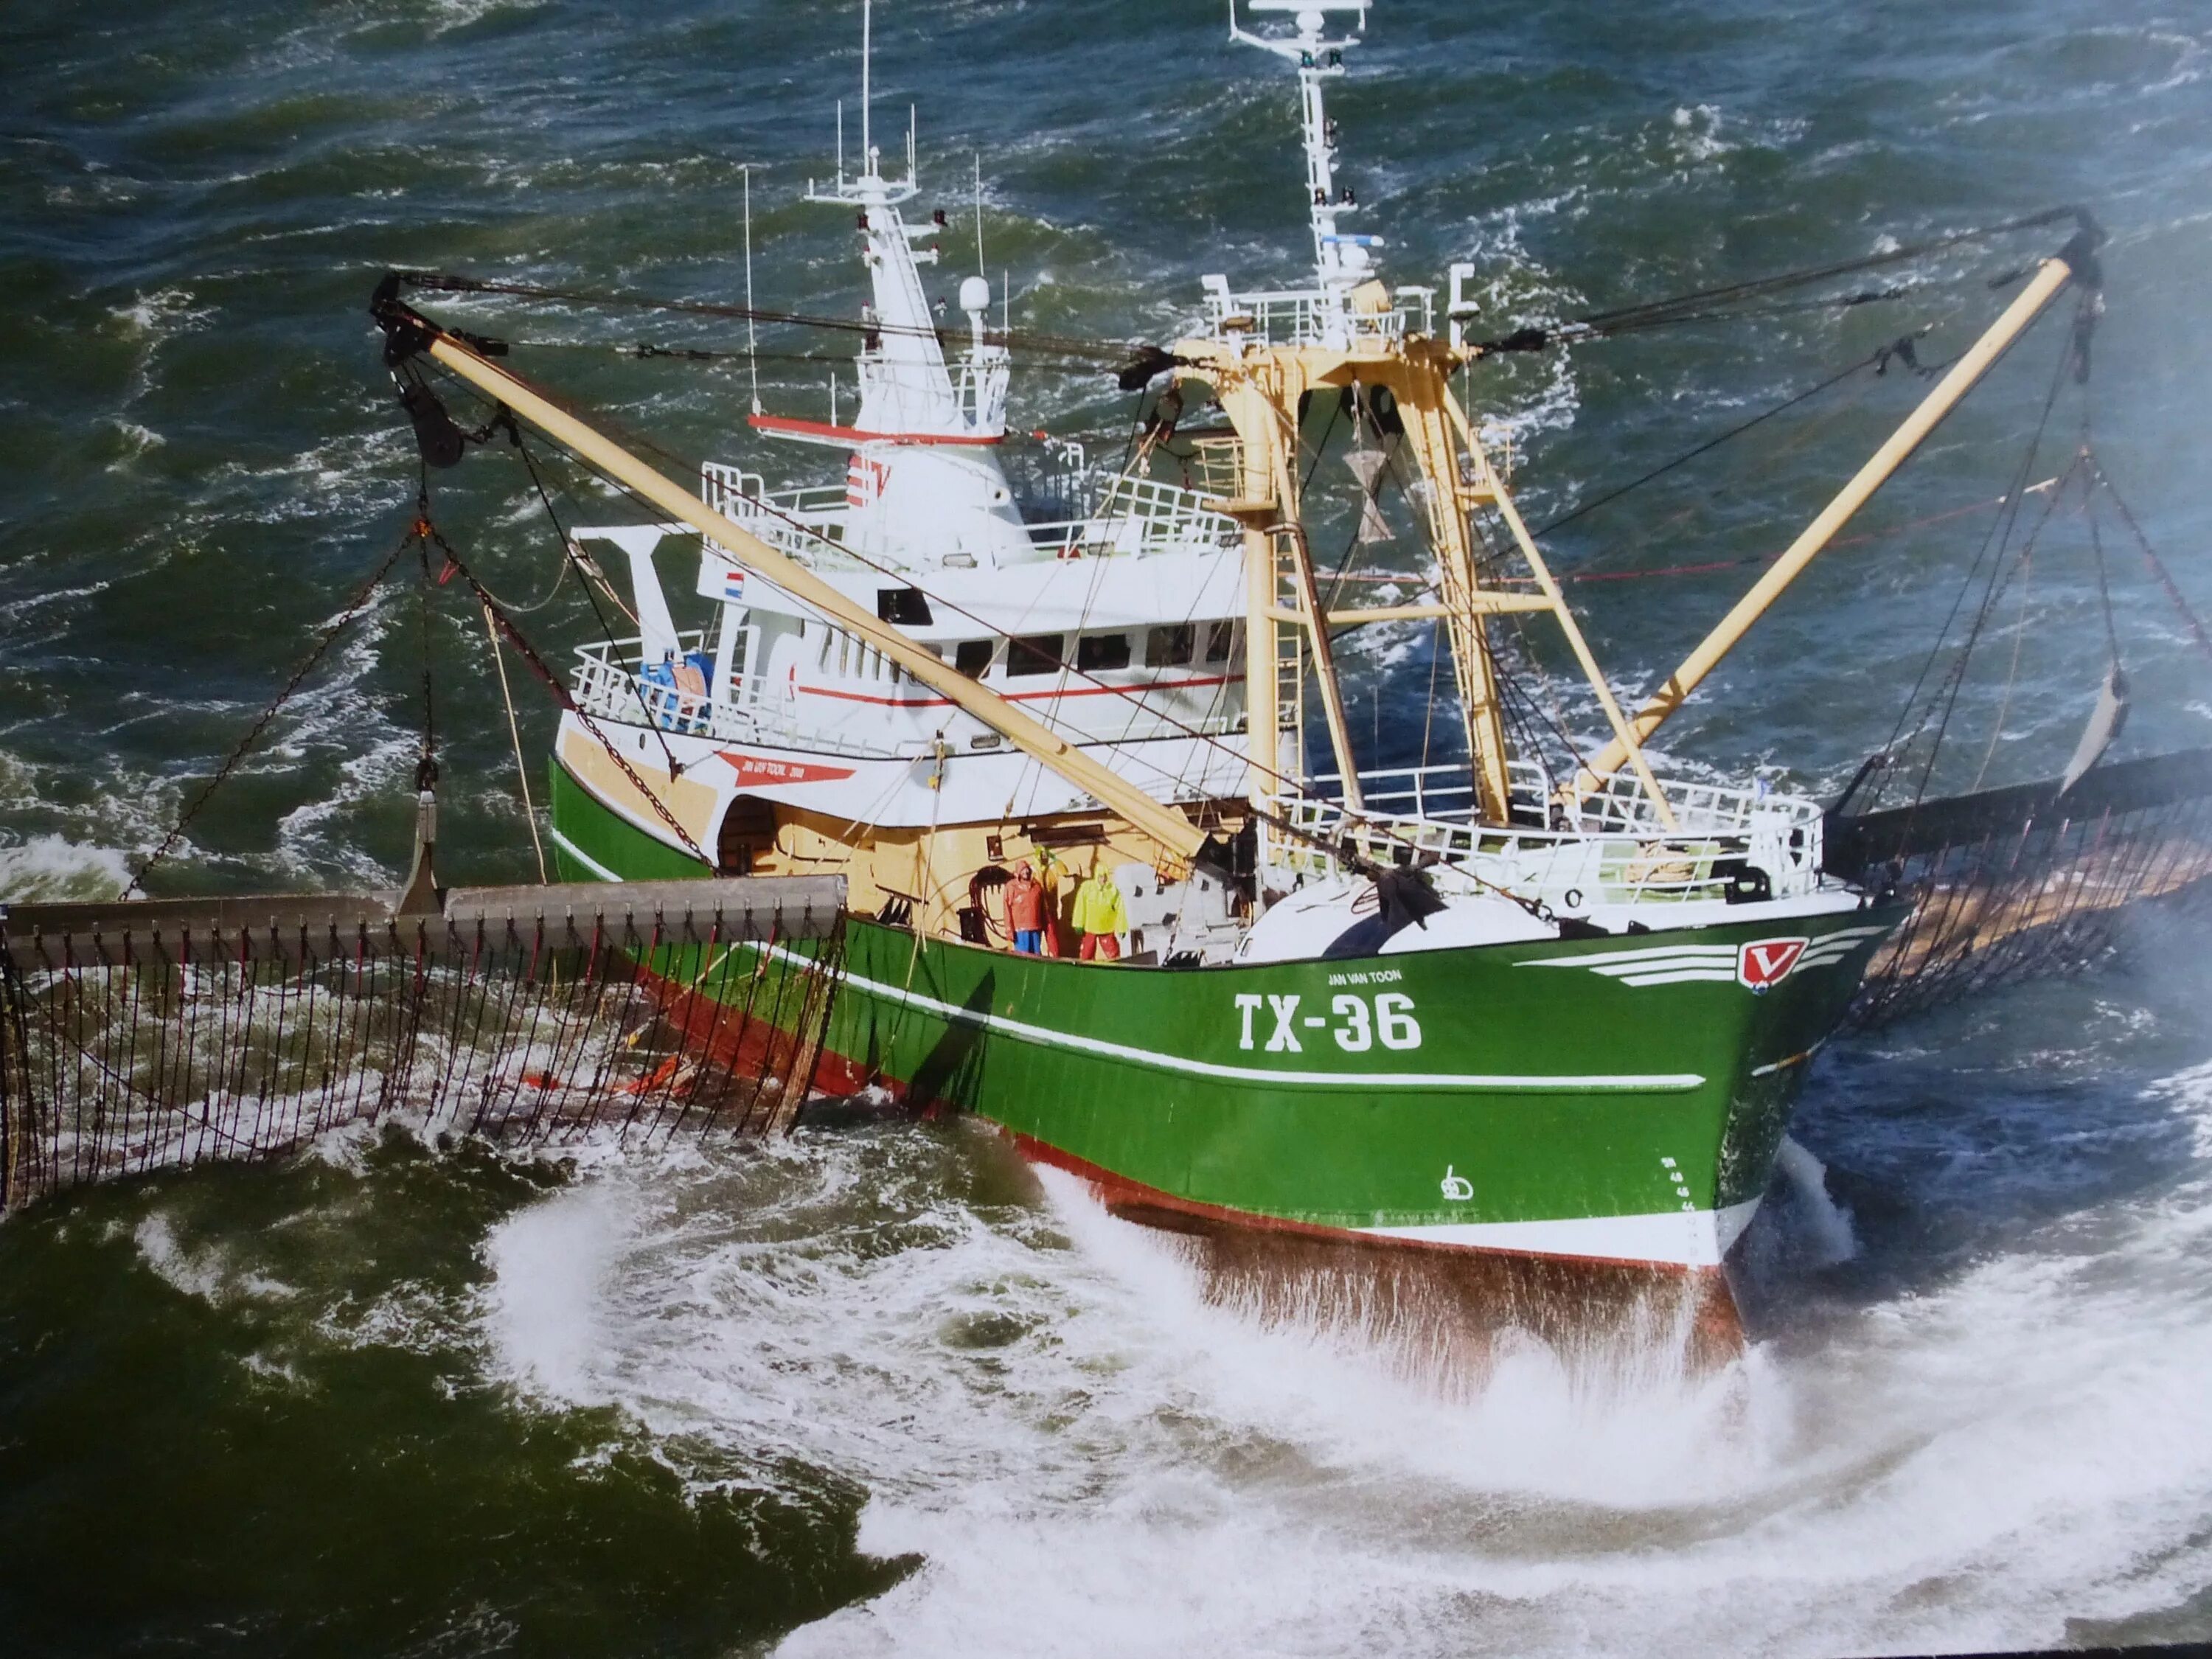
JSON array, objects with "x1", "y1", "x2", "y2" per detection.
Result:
[
  {"x1": 396, "y1": 209, "x2": 2090, "y2": 392},
  {"x1": 1965, "y1": 471, "x2": 2067, "y2": 792},
  {"x1": 1891, "y1": 313, "x2": 2084, "y2": 807},
  {"x1": 397, "y1": 269, "x2": 1144, "y2": 369},
  {"x1": 1529, "y1": 340, "x2": 1925, "y2": 540},
  {"x1": 417, "y1": 511, "x2": 714, "y2": 866},
  {"x1": 1464, "y1": 206, "x2": 2090, "y2": 356},
  {"x1": 125, "y1": 524, "x2": 420, "y2": 896},
  {"x1": 2084, "y1": 452, "x2": 2212, "y2": 668},
  {"x1": 503, "y1": 421, "x2": 689, "y2": 783}
]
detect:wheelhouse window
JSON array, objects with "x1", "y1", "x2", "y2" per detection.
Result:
[
  {"x1": 1007, "y1": 634, "x2": 1065, "y2": 678},
  {"x1": 1145, "y1": 624, "x2": 1195, "y2": 668},
  {"x1": 953, "y1": 639, "x2": 995, "y2": 678},
  {"x1": 876, "y1": 586, "x2": 933, "y2": 626},
  {"x1": 1203, "y1": 620, "x2": 1239, "y2": 664},
  {"x1": 1077, "y1": 632, "x2": 1132, "y2": 672}
]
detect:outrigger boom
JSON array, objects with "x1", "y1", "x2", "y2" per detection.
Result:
[
  {"x1": 1571, "y1": 237, "x2": 2098, "y2": 795},
  {"x1": 377, "y1": 300, "x2": 1214, "y2": 866}
]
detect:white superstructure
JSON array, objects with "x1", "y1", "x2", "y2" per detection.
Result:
[{"x1": 560, "y1": 1, "x2": 1254, "y2": 847}]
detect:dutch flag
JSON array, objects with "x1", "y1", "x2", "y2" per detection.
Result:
[{"x1": 722, "y1": 567, "x2": 746, "y2": 602}]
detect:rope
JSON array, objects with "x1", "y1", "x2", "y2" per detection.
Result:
[
  {"x1": 1903, "y1": 321, "x2": 2082, "y2": 804},
  {"x1": 415, "y1": 529, "x2": 439, "y2": 794},
  {"x1": 125, "y1": 524, "x2": 419, "y2": 896},
  {"x1": 1531, "y1": 344, "x2": 1910, "y2": 539},
  {"x1": 484, "y1": 601, "x2": 549, "y2": 883},
  {"x1": 397, "y1": 269, "x2": 1146, "y2": 370},
  {"x1": 417, "y1": 516, "x2": 713, "y2": 867},
  {"x1": 2085, "y1": 455, "x2": 2124, "y2": 672},
  {"x1": 1966, "y1": 486, "x2": 2050, "y2": 793},
  {"x1": 504, "y1": 429, "x2": 686, "y2": 781},
  {"x1": 1467, "y1": 206, "x2": 2088, "y2": 355},
  {"x1": 2085, "y1": 453, "x2": 2212, "y2": 667}
]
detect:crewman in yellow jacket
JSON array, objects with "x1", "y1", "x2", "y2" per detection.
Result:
[{"x1": 1071, "y1": 863, "x2": 1127, "y2": 961}]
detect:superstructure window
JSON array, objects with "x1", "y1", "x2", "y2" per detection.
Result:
[
  {"x1": 1077, "y1": 632, "x2": 1132, "y2": 672},
  {"x1": 954, "y1": 639, "x2": 994, "y2": 678},
  {"x1": 1007, "y1": 634, "x2": 1065, "y2": 678},
  {"x1": 1145, "y1": 625, "x2": 1195, "y2": 668},
  {"x1": 877, "y1": 586, "x2": 933, "y2": 626},
  {"x1": 1204, "y1": 621, "x2": 1238, "y2": 664}
]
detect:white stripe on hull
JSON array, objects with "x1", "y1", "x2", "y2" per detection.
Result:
[
  {"x1": 1357, "y1": 1197, "x2": 1763, "y2": 1270},
  {"x1": 548, "y1": 827, "x2": 623, "y2": 883},
  {"x1": 768, "y1": 942, "x2": 1708, "y2": 1094}
]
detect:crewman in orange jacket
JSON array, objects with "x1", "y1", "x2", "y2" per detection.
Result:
[{"x1": 1004, "y1": 860, "x2": 1046, "y2": 955}]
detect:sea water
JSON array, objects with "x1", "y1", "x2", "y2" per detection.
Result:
[{"x1": 4, "y1": 1, "x2": 2212, "y2": 1652}]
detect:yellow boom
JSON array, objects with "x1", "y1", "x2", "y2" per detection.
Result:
[
  {"x1": 407, "y1": 317, "x2": 1211, "y2": 863},
  {"x1": 1573, "y1": 249, "x2": 2090, "y2": 795}
]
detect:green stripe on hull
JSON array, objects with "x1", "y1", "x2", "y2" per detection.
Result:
[{"x1": 552, "y1": 759, "x2": 1899, "y2": 1262}]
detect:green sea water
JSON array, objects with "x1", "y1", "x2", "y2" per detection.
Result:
[{"x1": 5, "y1": 1, "x2": 2212, "y2": 1652}]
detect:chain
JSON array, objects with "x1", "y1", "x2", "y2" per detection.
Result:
[{"x1": 417, "y1": 516, "x2": 712, "y2": 867}]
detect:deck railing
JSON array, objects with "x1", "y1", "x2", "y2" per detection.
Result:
[
  {"x1": 1270, "y1": 761, "x2": 1827, "y2": 908},
  {"x1": 1023, "y1": 476, "x2": 1241, "y2": 560},
  {"x1": 700, "y1": 465, "x2": 851, "y2": 566},
  {"x1": 1202, "y1": 282, "x2": 1436, "y2": 350},
  {"x1": 570, "y1": 635, "x2": 1248, "y2": 761}
]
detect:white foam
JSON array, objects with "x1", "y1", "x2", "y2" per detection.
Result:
[
  {"x1": 0, "y1": 832, "x2": 133, "y2": 900},
  {"x1": 449, "y1": 1067, "x2": 2212, "y2": 1658},
  {"x1": 133, "y1": 1213, "x2": 296, "y2": 1306},
  {"x1": 481, "y1": 1178, "x2": 636, "y2": 1402}
]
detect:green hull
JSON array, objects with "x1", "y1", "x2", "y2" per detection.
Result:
[{"x1": 550, "y1": 762, "x2": 1899, "y2": 1270}]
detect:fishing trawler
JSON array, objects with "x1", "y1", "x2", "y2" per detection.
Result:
[{"x1": 355, "y1": 1, "x2": 2121, "y2": 1318}]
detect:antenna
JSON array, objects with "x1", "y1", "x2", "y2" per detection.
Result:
[
  {"x1": 836, "y1": 100, "x2": 845, "y2": 185},
  {"x1": 973, "y1": 153, "x2": 986, "y2": 275},
  {"x1": 1226, "y1": 0, "x2": 1375, "y2": 299},
  {"x1": 908, "y1": 102, "x2": 917, "y2": 184},
  {"x1": 860, "y1": 0, "x2": 873, "y2": 172},
  {"x1": 742, "y1": 164, "x2": 760, "y2": 414}
]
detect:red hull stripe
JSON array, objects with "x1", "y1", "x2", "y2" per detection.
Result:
[
  {"x1": 797, "y1": 673, "x2": 1243, "y2": 709},
  {"x1": 750, "y1": 413, "x2": 1002, "y2": 447},
  {"x1": 1006, "y1": 1131, "x2": 1713, "y2": 1278}
]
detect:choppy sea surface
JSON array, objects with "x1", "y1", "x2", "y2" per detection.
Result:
[{"x1": 5, "y1": 1, "x2": 2212, "y2": 1653}]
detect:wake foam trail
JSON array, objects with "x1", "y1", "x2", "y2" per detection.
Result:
[
  {"x1": 459, "y1": 1075, "x2": 2212, "y2": 1656},
  {"x1": 0, "y1": 832, "x2": 133, "y2": 900},
  {"x1": 482, "y1": 1178, "x2": 635, "y2": 1401}
]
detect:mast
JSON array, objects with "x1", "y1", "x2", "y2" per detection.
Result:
[
  {"x1": 1189, "y1": 1, "x2": 1681, "y2": 828},
  {"x1": 1225, "y1": 0, "x2": 1377, "y2": 347},
  {"x1": 775, "y1": 0, "x2": 1023, "y2": 570}
]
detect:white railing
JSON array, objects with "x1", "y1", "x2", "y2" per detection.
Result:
[
  {"x1": 1203, "y1": 283, "x2": 1436, "y2": 350},
  {"x1": 1024, "y1": 476, "x2": 1242, "y2": 560},
  {"x1": 701, "y1": 465, "x2": 851, "y2": 566},
  {"x1": 1270, "y1": 761, "x2": 1827, "y2": 909},
  {"x1": 852, "y1": 351, "x2": 1009, "y2": 437},
  {"x1": 571, "y1": 637, "x2": 916, "y2": 759},
  {"x1": 572, "y1": 631, "x2": 717, "y2": 737},
  {"x1": 703, "y1": 464, "x2": 1236, "y2": 571},
  {"x1": 570, "y1": 636, "x2": 1249, "y2": 761}
]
